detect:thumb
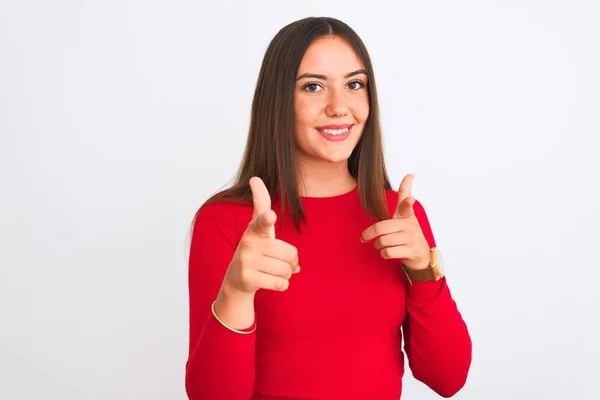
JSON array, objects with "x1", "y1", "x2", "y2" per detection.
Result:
[
  {"x1": 393, "y1": 173, "x2": 415, "y2": 218},
  {"x1": 248, "y1": 209, "x2": 277, "y2": 238},
  {"x1": 249, "y1": 176, "x2": 275, "y2": 237},
  {"x1": 394, "y1": 195, "x2": 415, "y2": 218}
]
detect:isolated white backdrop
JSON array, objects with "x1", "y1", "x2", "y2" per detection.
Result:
[{"x1": 1, "y1": 0, "x2": 599, "y2": 399}]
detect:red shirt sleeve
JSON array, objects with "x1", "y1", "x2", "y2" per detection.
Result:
[
  {"x1": 185, "y1": 202, "x2": 256, "y2": 400},
  {"x1": 402, "y1": 200, "x2": 473, "y2": 397}
]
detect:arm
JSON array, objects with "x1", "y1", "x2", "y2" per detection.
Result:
[
  {"x1": 185, "y1": 203, "x2": 255, "y2": 400},
  {"x1": 402, "y1": 200, "x2": 472, "y2": 398}
]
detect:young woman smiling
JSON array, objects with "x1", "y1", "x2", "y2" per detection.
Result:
[{"x1": 185, "y1": 16, "x2": 472, "y2": 400}]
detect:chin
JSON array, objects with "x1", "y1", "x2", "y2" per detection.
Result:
[
  {"x1": 297, "y1": 128, "x2": 362, "y2": 165},
  {"x1": 319, "y1": 149, "x2": 355, "y2": 164}
]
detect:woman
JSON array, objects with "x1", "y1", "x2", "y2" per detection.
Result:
[{"x1": 185, "y1": 16, "x2": 472, "y2": 400}]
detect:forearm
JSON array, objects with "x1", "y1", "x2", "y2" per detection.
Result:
[
  {"x1": 403, "y1": 278, "x2": 472, "y2": 398},
  {"x1": 185, "y1": 290, "x2": 257, "y2": 400}
]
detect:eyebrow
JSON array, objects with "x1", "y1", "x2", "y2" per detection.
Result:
[{"x1": 295, "y1": 69, "x2": 368, "y2": 81}]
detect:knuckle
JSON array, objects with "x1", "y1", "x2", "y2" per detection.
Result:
[
  {"x1": 240, "y1": 237, "x2": 253, "y2": 251},
  {"x1": 380, "y1": 248, "x2": 390, "y2": 259},
  {"x1": 372, "y1": 224, "x2": 381, "y2": 236},
  {"x1": 239, "y1": 250, "x2": 252, "y2": 266},
  {"x1": 239, "y1": 267, "x2": 252, "y2": 284},
  {"x1": 278, "y1": 279, "x2": 289, "y2": 291},
  {"x1": 284, "y1": 266, "x2": 293, "y2": 279}
]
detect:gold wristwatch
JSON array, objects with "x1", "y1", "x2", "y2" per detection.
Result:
[{"x1": 402, "y1": 247, "x2": 444, "y2": 285}]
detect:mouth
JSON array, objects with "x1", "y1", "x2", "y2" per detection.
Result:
[{"x1": 316, "y1": 124, "x2": 353, "y2": 142}]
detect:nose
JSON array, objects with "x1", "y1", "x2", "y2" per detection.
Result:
[{"x1": 325, "y1": 89, "x2": 349, "y2": 118}]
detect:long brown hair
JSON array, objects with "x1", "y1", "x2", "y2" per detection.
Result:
[{"x1": 200, "y1": 16, "x2": 392, "y2": 231}]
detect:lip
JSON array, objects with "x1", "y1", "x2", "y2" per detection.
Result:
[
  {"x1": 316, "y1": 124, "x2": 353, "y2": 130},
  {"x1": 316, "y1": 124, "x2": 353, "y2": 142}
]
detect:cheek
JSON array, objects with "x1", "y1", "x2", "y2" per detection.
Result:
[
  {"x1": 351, "y1": 95, "x2": 370, "y2": 122},
  {"x1": 294, "y1": 100, "x2": 317, "y2": 147},
  {"x1": 294, "y1": 97, "x2": 323, "y2": 127}
]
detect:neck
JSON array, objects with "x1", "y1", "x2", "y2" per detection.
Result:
[{"x1": 297, "y1": 158, "x2": 356, "y2": 198}]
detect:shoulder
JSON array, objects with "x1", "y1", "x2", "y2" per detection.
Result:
[
  {"x1": 195, "y1": 200, "x2": 252, "y2": 222},
  {"x1": 193, "y1": 200, "x2": 253, "y2": 245}
]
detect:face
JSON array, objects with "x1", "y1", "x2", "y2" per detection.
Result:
[{"x1": 294, "y1": 36, "x2": 369, "y2": 166}]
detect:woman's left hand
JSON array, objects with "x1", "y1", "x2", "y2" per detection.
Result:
[{"x1": 361, "y1": 173, "x2": 431, "y2": 270}]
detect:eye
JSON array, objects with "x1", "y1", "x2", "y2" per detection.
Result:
[
  {"x1": 347, "y1": 80, "x2": 365, "y2": 90},
  {"x1": 302, "y1": 83, "x2": 323, "y2": 93}
]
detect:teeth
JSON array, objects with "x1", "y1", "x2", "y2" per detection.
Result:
[{"x1": 322, "y1": 127, "x2": 349, "y2": 135}]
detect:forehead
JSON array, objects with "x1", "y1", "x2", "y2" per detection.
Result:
[{"x1": 298, "y1": 36, "x2": 364, "y2": 75}]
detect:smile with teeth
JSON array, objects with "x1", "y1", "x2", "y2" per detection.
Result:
[{"x1": 319, "y1": 127, "x2": 350, "y2": 135}]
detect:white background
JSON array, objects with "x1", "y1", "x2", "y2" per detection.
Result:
[{"x1": 1, "y1": 0, "x2": 599, "y2": 399}]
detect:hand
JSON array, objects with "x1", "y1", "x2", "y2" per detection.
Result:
[
  {"x1": 361, "y1": 173, "x2": 430, "y2": 270},
  {"x1": 222, "y1": 177, "x2": 300, "y2": 295}
]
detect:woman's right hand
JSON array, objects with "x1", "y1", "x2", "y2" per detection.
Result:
[
  {"x1": 214, "y1": 177, "x2": 299, "y2": 329},
  {"x1": 224, "y1": 177, "x2": 300, "y2": 295}
]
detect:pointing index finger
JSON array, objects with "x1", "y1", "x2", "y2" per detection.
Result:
[
  {"x1": 249, "y1": 176, "x2": 275, "y2": 238},
  {"x1": 394, "y1": 173, "x2": 415, "y2": 218},
  {"x1": 250, "y1": 177, "x2": 271, "y2": 219}
]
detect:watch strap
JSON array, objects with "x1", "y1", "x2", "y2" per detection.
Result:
[
  {"x1": 402, "y1": 264, "x2": 442, "y2": 284},
  {"x1": 402, "y1": 248, "x2": 443, "y2": 285}
]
